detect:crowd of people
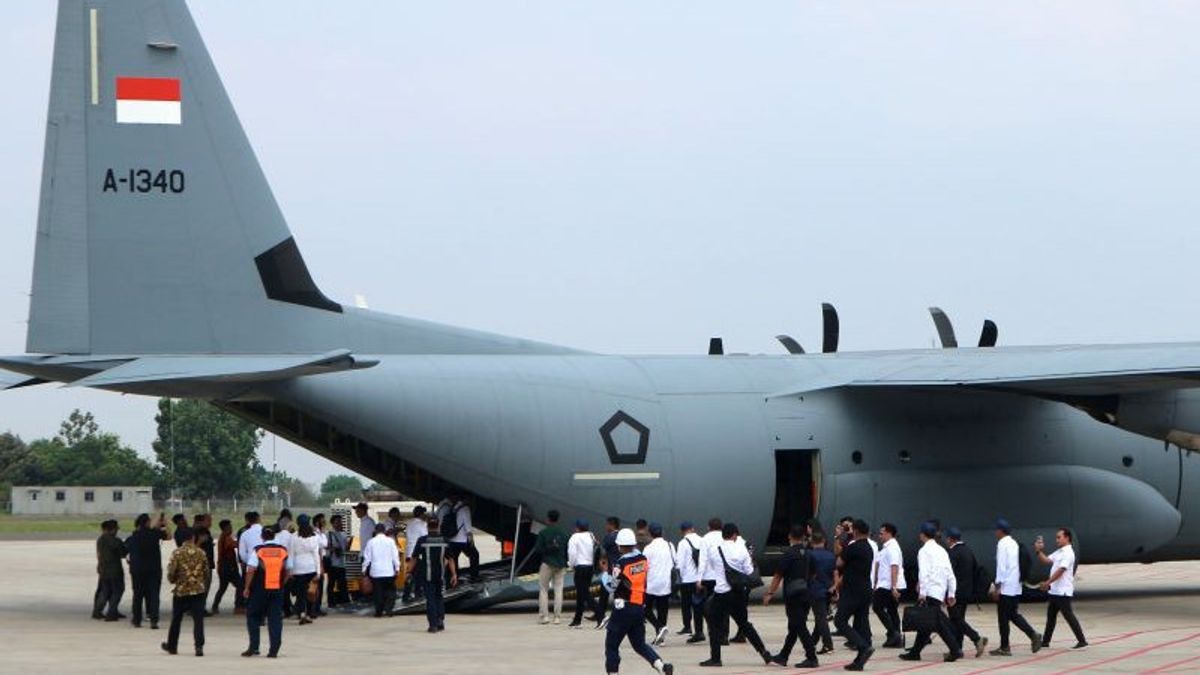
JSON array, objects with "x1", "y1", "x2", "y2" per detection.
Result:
[{"x1": 91, "y1": 500, "x2": 1089, "y2": 671}]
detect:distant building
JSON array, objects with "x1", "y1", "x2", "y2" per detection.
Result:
[{"x1": 11, "y1": 486, "x2": 153, "y2": 516}]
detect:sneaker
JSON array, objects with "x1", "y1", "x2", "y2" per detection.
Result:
[
  {"x1": 687, "y1": 634, "x2": 707, "y2": 644},
  {"x1": 899, "y1": 651, "x2": 921, "y2": 661},
  {"x1": 599, "y1": 615, "x2": 610, "y2": 630},
  {"x1": 553, "y1": 616, "x2": 561, "y2": 625},
  {"x1": 974, "y1": 637, "x2": 988, "y2": 658},
  {"x1": 656, "y1": 627, "x2": 669, "y2": 645},
  {"x1": 1072, "y1": 641, "x2": 1088, "y2": 650},
  {"x1": 1031, "y1": 634, "x2": 1043, "y2": 654},
  {"x1": 539, "y1": 616, "x2": 550, "y2": 625},
  {"x1": 795, "y1": 657, "x2": 819, "y2": 668},
  {"x1": 698, "y1": 658, "x2": 722, "y2": 667},
  {"x1": 989, "y1": 647, "x2": 1012, "y2": 656}
]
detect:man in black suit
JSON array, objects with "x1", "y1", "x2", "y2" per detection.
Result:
[
  {"x1": 833, "y1": 519, "x2": 875, "y2": 671},
  {"x1": 946, "y1": 527, "x2": 988, "y2": 658}
]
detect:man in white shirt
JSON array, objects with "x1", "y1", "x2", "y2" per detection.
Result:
[
  {"x1": 873, "y1": 523, "x2": 907, "y2": 648},
  {"x1": 989, "y1": 518, "x2": 1042, "y2": 656},
  {"x1": 1036, "y1": 528, "x2": 1088, "y2": 649},
  {"x1": 900, "y1": 522, "x2": 964, "y2": 662},
  {"x1": 567, "y1": 519, "x2": 599, "y2": 628},
  {"x1": 697, "y1": 523, "x2": 771, "y2": 668},
  {"x1": 695, "y1": 518, "x2": 726, "y2": 645},
  {"x1": 361, "y1": 524, "x2": 401, "y2": 617},
  {"x1": 354, "y1": 503, "x2": 375, "y2": 548},
  {"x1": 675, "y1": 522, "x2": 705, "y2": 640},
  {"x1": 402, "y1": 506, "x2": 430, "y2": 604},
  {"x1": 237, "y1": 513, "x2": 264, "y2": 572},
  {"x1": 643, "y1": 524, "x2": 675, "y2": 646},
  {"x1": 448, "y1": 496, "x2": 481, "y2": 582}
]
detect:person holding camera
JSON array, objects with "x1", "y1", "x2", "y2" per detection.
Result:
[{"x1": 1035, "y1": 528, "x2": 1088, "y2": 650}]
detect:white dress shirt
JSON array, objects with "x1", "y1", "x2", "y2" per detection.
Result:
[
  {"x1": 316, "y1": 530, "x2": 328, "y2": 558},
  {"x1": 237, "y1": 523, "x2": 263, "y2": 566},
  {"x1": 697, "y1": 530, "x2": 726, "y2": 581},
  {"x1": 358, "y1": 515, "x2": 376, "y2": 545},
  {"x1": 452, "y1": 504, "x2": 472, "y2": 544},
  {"x1": 362, "y1": 533, "x2": 401, "y2": 578},
  {"x1": 405, "y1": 518, "x2": 428, "y2": 560},
  {"x1": 917, "y1": 538, "x2": 956, "y2": 602},
  {"x1": 1048, "y1": 544, "x2": 1076, "y2": 596},
  {"x1": 675, "y1": 532, "x2": 704, "y2": 584},
  {"x1": 995, "y1": 535, "x2": 1022, "y2": 596},
  {"x1": 567, "y1": 531, "x2": 596, "y2": 568},
  {"x1": 703, "y1": 538, "x2": 754, "y2": 595},
  {"x1": 273, "y1": 529, "x2": 293, "y2": 553},
  {"x1": 874, "y1": 538, "x2": 907, "y2": 590},
  {"x1": 643, "y1": 537, "x2": 675, "y2": 597},
  {"x1": 290, "y1": 534, "x2": 322, "y2": 575}
]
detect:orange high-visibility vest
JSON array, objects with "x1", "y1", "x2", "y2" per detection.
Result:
[
  {"x1": 615, "y1": 553, "x2": 648, "y2": 607},
  {"x1": 255, "y1": 544, "x2": 289, "y2": 591}
]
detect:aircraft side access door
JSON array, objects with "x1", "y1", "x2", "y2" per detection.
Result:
[{"x1": 767, "y1": 448, "x2": 821, "y2": 547}]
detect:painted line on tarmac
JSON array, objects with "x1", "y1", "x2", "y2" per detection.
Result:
[
  {"x1": 1141, "y1": 653, "x2": 1200, "y2": 674},
  {"x1": 1053, "y1": 631, "x2": 1200, "y2": 674},
  {"x1": 956, "y1": 630, "x2": 1142, "y2": 675}
]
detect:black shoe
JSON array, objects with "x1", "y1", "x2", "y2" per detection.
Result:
[
  {"x1": 103, "y1": 616, "x2": 119, "y2": 622},
  {"x1": 883, "y1": 635, "x2": 905, "y2": 649},
  {"x1": 160, "y1": 642, "x2": 176, "y2": 655},
  {"x1": 1031, "y1": 633, "x2": 1043, "y2": 654},
  {"x1": 817, "y1": 646, "x2": 834, "y2": 655},
  {"x1": 436, "y1": 625, "x2": 445, "y2": 632},
  {"x1": 769, "y1": 654, "x2": 788, "y2": 666},
  {"x1": 131, "y1": 621, "x2": 141, "y2": 628},
  {"x1": 687, "y1": 634, "x2": 707, "y2": 644},
  {"x1": 899, "y1": 651, "x2": 921, "y2": 661},
  {"x1": 195, "y1": 648, "x2": 203, "y2": 657},
  {"x1": 989, "y1": 646, "x2": 1012, "y2": 656},
  {"x1": 116, "y1": 613, "x2": 127, "y2": 619},
  {"x1": 267, "y1": 652, "x2": 278, "y2": 659},
  {"x1": 427, "y1": 627, "x2": 438, "y2": 633},
  {"x1": 795, "y1": 658, "x2": 819, "y2": 668},
  {"x1": 721, "y1": 639, "x2": 730, "y2": 646},
  {"x1": 240, "y1": 649, "x2": 258, "y2": 657},
  {"x1": 843, "y1": 663, "x2": 863, "y2": 672},
  {"x1": 663, "y1": 664, "x2": 674, "y2": 675},
  {"x1": 843, "y1": 641, "x2": 855, "y2": 650},
  {"x1": 943, "y1": 652, "x2": 963, "y2": 662},
  {"x1": 1072, "y1": 641, "x2": 1088, "y2": 650},
  {"x1": 731, "y1": 634, "x2": 747, "y2": 644},
  {"x1": 150, "y1": 622, "x2": 159, "y2": 630},
  {"x1": 761, "y1": 650, "x2": 773, "y2": 665},
  {"x1": 567, "y1": 621, "x2": 581, "y2": 628},
  {"x1": 698, "y1": 658, "x2": 722, "y2": 667},
  {"x1": 91, "y1": 614, "x2": 103, "y2": 620},
  {"x1": 677, "y1": 627, "x2": 692, "y2": 635}
]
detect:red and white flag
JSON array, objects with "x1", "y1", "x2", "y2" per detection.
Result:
[{"x1": 115, "y1": 77, "x2": 181, "y2": 125}]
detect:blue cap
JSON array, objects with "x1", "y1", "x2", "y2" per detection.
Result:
[
  {"x1": 575, "y1": 518, "x2": 589, "y2": 530},
  {"x1": 995, "y1": 518, "x2": 1012, "y2": 534},
  {"x1": 919, "y1": 521, "x2": 938, "y2": 537},
  {"x1": 296, "y1": 514, "x2": 310, "y2": 527},
  {"x1": 679, "y1": 520, "x2": 694, "y2": 531},
  {"x1": 649, "y1": 522, "x2": 663, "y2": 537},
  {"x1": 945, "y1": 526, "x2": 962, "y2": 540}
]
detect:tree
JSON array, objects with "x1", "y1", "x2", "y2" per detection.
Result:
[
  {"x1": 319, "y1": 474, "x2": 364, "y2": 501},
  {"x1": 3, "y1": 412, "x2": 156, "y2": 487},
  {"x1": 152, "y1": 399, "x2": 263, "y2": 499}
]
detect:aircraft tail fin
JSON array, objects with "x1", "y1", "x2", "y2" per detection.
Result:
[{"x1": 29, "y1": 0, "x2": 341, "y2": 356}]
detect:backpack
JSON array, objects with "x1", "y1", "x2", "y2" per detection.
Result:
[
  {"x1": 1016, "y1": 539, "x2": 1032, "y2": 582},
  {"x1": 685, "y1": 538, "x2": 700, "y2": 567},
  {"x1": 439, "y1": 504, "x2": 461, "y2": 539}
]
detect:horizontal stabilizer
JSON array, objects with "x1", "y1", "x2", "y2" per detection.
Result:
[
  {"x1": 64, "y1": 349, "x2": 377, "y2": 389},
  {"x1": 0, "y1": 373, "x2": 48, "y2": 390}
]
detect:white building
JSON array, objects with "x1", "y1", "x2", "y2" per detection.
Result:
[{"x1": 11, "y1": 486, "x2": 154, "y2": 516}]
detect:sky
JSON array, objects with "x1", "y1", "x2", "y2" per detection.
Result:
[{"x1": 2, "y1": 2, "x2": 1200, "y2": 483}]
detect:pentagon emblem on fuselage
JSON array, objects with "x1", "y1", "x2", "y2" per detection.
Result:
[{"x1": 599, "y1": 411, "x2": 650, "y2": 465}]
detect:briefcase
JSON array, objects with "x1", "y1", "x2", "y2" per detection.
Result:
[{"x1": 902, "y1": 604, "x2": 939, "y2": 633}]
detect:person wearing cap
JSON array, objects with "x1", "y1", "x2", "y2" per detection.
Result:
[
  {"x1": 763, "y1": 524, "x2": 819, "y2": 668},
  {"x1": 989, "y1": 518, "x2": 1042, "y2": 656},
  {"x1": 900, "y1": 522, "x2": 964, "y2": 662},
  {"x1": 601, "y1": 528, "x2": 674, "y2": 675},
  {"x1": 945, "y1": 527, "x2": 988, "y2": 657},
  {"x1": 535, "y1": 509, "x2": 570, "y2": 625},
  {"x1": 1035, "y1": 528, "x2": 1087, "y2": 650},
  {"x1": 402, "y1": 505, "x2": 429, "y2": 604},
  {"x1": 675, "y1": 521, "x2": 705, "y2": 641},
  {"x1": 242, "y1": 527, "x2": 291, "y2": 658},
  {"x1": 568, "y1": 519, "x2": 600, "y2": 628},
  {"x1": 873, "y1": 523, "x2": 906, "y2": 649},
  {"x1": 642, "y1": 522, "x2": 675, "y2": 646},
  {"x1": 698, "y1": 523, "x2": 771, "y2": 668}
]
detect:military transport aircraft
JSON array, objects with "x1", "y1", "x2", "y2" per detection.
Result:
[{"x1": 3, "y1": 0, "x2": 1199, "y2": 572}]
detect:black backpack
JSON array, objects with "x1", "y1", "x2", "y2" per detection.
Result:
[{"x1": 439, "y1": 505, "x2": 461, "y2": 539}]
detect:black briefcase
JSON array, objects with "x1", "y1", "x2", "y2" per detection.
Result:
[{"x1": 902, "y1": 604, "x2": 939, "y2": 633}]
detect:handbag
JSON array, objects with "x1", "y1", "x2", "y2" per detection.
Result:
[
  {"x1": 359, "y1": 574, "x2": 374, "y2": 595},
  {"x1": 307, "y1": 577, "x2": 320, "y2": 602},
  {"x1": 902, "y1": 603, "x2": 939, "y2": 633},
  {"x1": 718, "y1": 546, "x2": 764, "y2": 594}
]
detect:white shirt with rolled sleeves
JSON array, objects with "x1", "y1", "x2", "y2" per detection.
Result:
[
  {"x1": 289, "y1": 534, "x2": 322, "y2": 576},
  {"x1": 643, "y1": 537, "x2": 675, "y2": 597},
  {"x1": 917, "y1": 538, "x2": 956, "y2": 602},
  {"x1": 675, "y1": 532, "x2": 704, "y2": 584},
  {"x1": 362, "y1": 533, "x2": 401, "y2": 578},
  {"x1": 995, "y1": 535, "x2": 1022, "y2": 596},
  {"x1": 237, "y1": 523, "x2": 263, "y2": 566},
  {"x1": 405, "y1": 518, "x2": 428, "y2": 560},
  {"x1": 358, "y1": 515, "x2": 376, "y2": 546},
  {"x1": 874, "y1": 538, "x2": 907, "y2": 590},
  {"x1": 1048, "y1": 544, "x2": 1076, "y2": 596},
  {"x1": 703, "y1": 538, "x2": 754, "y2": 595},
  {"x1": 697, "y1": 530, "x2": 724, "y2": 581},
  {"x1": 567, "y1": 531, "x2": 596, "y2": 568},
  {"x1": 452, "y1": 504, "x2": 472, "y2": 544}
]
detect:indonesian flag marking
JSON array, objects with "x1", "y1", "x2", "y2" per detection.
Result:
[{"x1": 115, "y1": 77, "x2": 181, "y2": 125}]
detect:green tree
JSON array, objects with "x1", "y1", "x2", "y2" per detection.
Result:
[
  {"x1": 153, "y1": 399, "x2": 263, "y2": 499},
  {"x1": 4, "y1": 412, "x2": 156, "y2": 486},
  {"x1": 319, "y1": 474, "x2": 364, "y2": 501}
]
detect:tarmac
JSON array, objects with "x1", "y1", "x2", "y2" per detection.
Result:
[{"x1": 2, "y1": 539, "x2": 1199, "y2": 674}]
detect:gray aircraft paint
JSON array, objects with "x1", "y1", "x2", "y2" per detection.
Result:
[{"x1": 6, "y1": 0, "x2": 1200, "y2": 571}]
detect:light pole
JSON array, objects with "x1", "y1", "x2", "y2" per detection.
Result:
[{"x1": 169, "y1": 398, "x2": 177, "y2": 509}]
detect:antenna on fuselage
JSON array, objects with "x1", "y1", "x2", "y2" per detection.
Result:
[
  {"x1": 978, "y1": 319, "x2": 999, "y2": 347},
  {"x1": 821, "y1": 303, "x2": 839, "y2": 353},
  {"x1": 708, "y1": 337, "x2": 724, "y2": 355},
  {"x1": 929, "y1": 307, "x2": 958, "y2": 348},
  {"x1": 775, "y1": 335, "x2": 805, "y2": 354}
]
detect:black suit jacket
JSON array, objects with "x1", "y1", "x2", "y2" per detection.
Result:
[{"x1": 948, "y1": 542, "x2": 976, "y2": 601}]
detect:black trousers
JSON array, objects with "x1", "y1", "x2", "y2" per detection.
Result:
[
  {"x1": 166, "y1": 593, "x2": 206, "y2": 651},
  {"x1": 810, "y1": 594, "x2": 834, "y2": 649},
  {"x1": 327, "y1": 566, "x2": 349, "y2": 606},
  {"x1": 909, "y1": 599, "x2": 962, "y2": 656},
  {"x1": 290, "y1": 573, "x2": 315, "y2": 618},
  {"x1": 645, "y1": 594, "x2": 670, "y2": 632},
  {"x1": 572, "y1": 566, "x2": 596, "y2": 623},
  {"x1": 425, "y1": 578, "x2": 446, "y2": 629},
  {"x1": 679, "y1": 583, "x2": 698, "y2": 632},
  {"x1": 695, "y1": 580, "x2": 715, "y2": 637},
  {"x1": 997, "y1": 594, "x2": 1038, "y2": 649},
  {"x1": 873, "y1": 588, "x2": 902, "y2": 639},
  {"x1": 1044, "y1": 595, "x2": 1086, "y2": 645},
  {"x1": 246, "y1": 589, "x2": 283, "y2": 655},
  {"x1": 834, "y1": 591, "x2": 873, "y2": 652},
  {"x1": 371, "y1": 575, "x2": 396, "y2": 616},
  {"x1": 212, "y1": 563, "x2": 242, "y2": 611},
  {"x1": 707, "y1": 590, "x2": 767, "y2": 662},
  {"x1": 130, "y1": 572, "x2": 161, "y2": 625},
  {"x1": 778, "y1": 595, "x2": 817, "y2": 661},
  {"x1": 948, "y1": 599, "x2": 980, "y2": 644},
  {"x1": 450, "y1": 540, "x2": 480, "y2": 579},
  {"x1": 96, "y1": 575, "x2": 124, "y2": 619}
]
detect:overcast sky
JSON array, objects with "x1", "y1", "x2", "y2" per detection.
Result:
[{"x1": 2, "y1": 2, "x2": 1200, "y2": 483}]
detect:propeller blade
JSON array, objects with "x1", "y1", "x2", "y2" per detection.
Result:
[
  {"x1": 929, "y1": 307, "x2": 958, "y2": 348},
  {"x1": 821, "y1": 303, "x2": 839, "y2": 353},
  {"x1": 978, "y1": 319, "x2": 998, "y2": 348},
  {"x1": 708, "y1": 337, "x2": 724, "y2": 355},
  {"x1": 776, "y1": 335, "x2": 805, "y2": 354}
]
